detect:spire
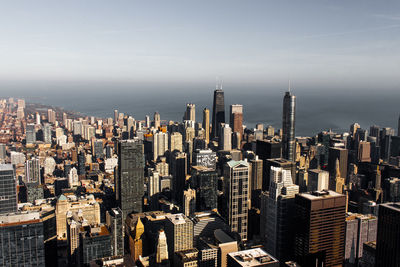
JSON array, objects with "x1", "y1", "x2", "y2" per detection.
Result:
[
  {"x1": 288, "y1": 79, "x2": 291, "y2": 93},
  {"x1": 134, "y1": 217, "x2": 144, "y2": 239}
]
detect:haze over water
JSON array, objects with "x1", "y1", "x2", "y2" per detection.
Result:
[{"x1": 1, "y1": 83, "x2": 398, "y2": 137}]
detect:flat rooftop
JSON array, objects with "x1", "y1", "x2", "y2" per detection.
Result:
[
  {"x1": 228, "y1": 248, "x2": 279, "y2": 266},
  {"x1": 298, "y1": 190, "x2": 343, "y2": 200},
  {"x1": 0, "y1": 164, "x2": 13, "y2": 171}
]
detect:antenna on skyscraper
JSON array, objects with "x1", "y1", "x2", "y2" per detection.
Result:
[
  {"x1": 216, "y1": 76, "x2": 223, "y2": 90},
  {"x1": 288, "y1": 80, "x2": 291, "y2": 93}
]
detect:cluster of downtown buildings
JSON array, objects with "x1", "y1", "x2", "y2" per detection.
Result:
[{"x1": 0, "y1": 90, "x2": 399, "y2": 267}]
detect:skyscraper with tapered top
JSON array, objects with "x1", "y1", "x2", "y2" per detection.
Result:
[
  {"x1": 211, "y1": 86, "x2": 225, "y2": 139},
  {"x1": 282, "y1": 88, "x2": 296, "y2": 162}
]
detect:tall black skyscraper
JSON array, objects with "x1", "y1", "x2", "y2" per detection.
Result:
[
  {"x1": 375, "y1": 202, "x2": 400, "y2": 267},
  {"x1": 0, "y1": 164, "x2": 17, "y2": 214},
  {"x1": 282, "y1": 90, "x2": 296, "y2": 162},
  {"x1": 116, "y1": 139, "x2": 144, "y2": 218},
  {"x1": 211, "y1": 88, "x2": 225, "y2": 139}
]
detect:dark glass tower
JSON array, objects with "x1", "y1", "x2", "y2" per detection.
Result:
[
  {"x1": 282, "y1": 90, "x2": 296, "y2": 162},
  {"x1": 375, "y1": 203, "x2": 400, "y2": 267},
  {"x1": 0, "y1": 164, "x2": 17, "y2": 214},
  {"x1": 116, "y1": 140, "x2": 144, "y2": 218},
  {"x1": 211, "y1": 89, "x2": 225, "y2": 139}
]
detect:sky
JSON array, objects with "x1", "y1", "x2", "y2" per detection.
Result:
[{"x1": 0, "y1": 0, "x2": 399, "y2": 92}]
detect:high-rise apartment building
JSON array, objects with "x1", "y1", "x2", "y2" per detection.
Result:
[
  {"x1": 116, "y1": 139, "x2": 145, "y2": 217},
  {"x1": 211, "y1": 89, "x2": 225, "y2": 139},
  {"x1": 223, "y1": 160, "x2": 250, "y2": 241},
  {"x1": 43, "y1": 123, "x2": 52, "y2": 144},
  {"x1": 282, "y1": 91, "x2": 296, "y2": 162},
  {"x1": 294, "y1": 190, "x2": 346, "y2": 267}
]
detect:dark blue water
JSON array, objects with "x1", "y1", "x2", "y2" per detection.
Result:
[{"x1": 1, "y1": 83, "x2": 398, "y2": 136}]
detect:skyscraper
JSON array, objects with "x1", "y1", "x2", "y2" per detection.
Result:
[
  {"x1": 43, "y1": 123, "x2": 52, "y2": 144},
  {"x1": 165, "y1": 213, "x2": 194, "y2": 263},
  {"x1": 229, "y1": 104, "x2": 243, "y2": 137},
  {"x1": 184, "y1": 103, "x2": 196, "y2": 122},
  {"x1": 223, "y1": 160, "x2": 250, "y2": 241},
  {"x1": 106, "y1": 208, "x2": 124, "y2": 256},
  {"x1": 220, "y1": 124, "x2": 232, "y2": 151},
  {"x1": 171, "y1": 151, "x2": 187, "y2": 205},
  {"x1": 154, "y1": 111, "x2": 161, "y2": 129},
  {"x1": 375, "y1": 202, "x2": 400, "y2": 267},
  {"x1": 156, "y1": 229, "x2": 169, "y2": 264},
  {"x1": 25, "y1": 157, "x2": 40, "y2": 184},
  {"x1": 26, "y1": 123, "x2": 36, "y2": 144},
  {"x1": 211, "y1": 89, "x2": 225, "y2": 139},
  {"x1": 260, "y1": 166, "x2": 299, "y2": 262},
  {"x1": 116, "y1": 139, "x2": 145, "y2": 217},
  {"x1": 0, "y1": 164, "x2": 17, "y2": 214},
  {"x1": 294, "y1": 190, "x2": 346, "y2": 267},
  {"x1": 282, "y1": 90, "x2": 296, "y2": 162},
  {"x1": 203, "y1": 108, "x2": 210, "y2": 145},
  {"x1": 153, "y1": 131, "x2": 168, "y2": 161}
]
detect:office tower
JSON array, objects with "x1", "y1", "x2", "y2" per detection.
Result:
[
  {"x1": 25, "y1": 157, "x2": 40, "y2": 184},
  {"x1": 191, "y1": 166, "x2": 218, "y2": 211},
  {"x1": 184, "y1": 126, "x2": 195, "y2": 143},
  {"x1": 183, "y1": 187, "x2": 196, "y2": 217},
  {"x1": 114, "y1": 109, "x2": 118, "y2": 124},
  {"x1": 203, "y1": 108, "x2": 210, "y2": 145},
  {"x1": 264, "y1": 158, "x2": 295, "y2": 191},
  {"x1": 267, "y1": 125, "x2": 275, "y2": 137},
  {"x1": 0, "y1": 164, "x2": 17, "y2": 214},
  {"x1": 175, "y1": 249, "x2": 198, "y2": 266},
  {"x1": 358, "y1": 141, "x2": 371, "y2": 162},
  {"x1": 332, "y1": 158, "x2": 345, "y2": 194},
  {"x1": 171, "y1": 151, "x2": 187, "y2": 205},
  {"x1": 184, "y1": 103, "x2": 196, "y2": 122},
  {"x1": 380, "y1": 127, "x2": 394, "y2": 161},
  {"x1": 256, "y1": 140, "x2": 282, "y2": 160},
  {"x1": 0, "y1": 212, "x2": 45, "y2": 266},
  {"x1": 16, "y1": 106, "x2": 24, "y2": 119},
  {"x1": 156, "y1": 230, "x2": 169, "y2": 264},
  {"x1": 282, "y1": 90, "x2": 296, "y2": 162},
  {"x1": 26, "y1": 123, "x2": 36, "y2": 144},
  {"x1": 230, "y1": 104, "x2": 243, "y2": 136},
  {"x1": 43, "y1": 123, "x2": 52, "y2": 144},
  {"x1": 153, "y1": 132, "x2": 168, "y2": 161},
  {"x1": 307, "y1": 169, "x2": 329, "y2": 191},
  {"x1": 68, "y1": 167, "x2": 79, "y2": 187},
  {"x1": 92, "y1": 139, "x2": 104, "y2": 159},
  {"x1": 165, "y1": 214, "x2": 194, "y2": 263},
  {"x1": 0, "y1": 144, "x2": 6, "y2": 160},
  {"x1": 169, "y1": 132, "x2": 183, "y2": 152},
  {"x1": 149, "y1": 169, "x2": 160, "y2": 196},
  {"x1": 156, "y1": 157, "x2": 169, "y2": 176},
  {"x1": 62, "y1": 112, "x2": 67, "y2": 126},
  {"x1": 193, "y1": 149, "x2": 216, "y2": 169},
  {"x1": 328, "y1": 147, "x2": 348, "y2": 180},
  {"x1": 375, "y1": 202, "x2": 400, "y2": 266},
  {"x1": 79, "y1": 224, "x2": 112, "y2": 266},
  {"x1": 132, "y1": 218, "x2": 144, "y2": 261},
  {"x1": 78, "y1": 151, "x2": 86, "y2": 176},
  {"x1": 11, "y1": 151, "x2": 26, "y2": 165},
  {"x1": 249, "y1": 156, "x2": 263, "y2": 207},
  {"x1": 260, "y1": 167, "x2": 299, "y2": 261},
  {"x1": 116, "y1": 139, "x2": 145, "y2": 217},
  {"x1": 154, "y1": 111, "x2": 161, "y2": 129},
  {"x1": 211, "y1": 89, "x2": 225, "y2": 139},
  {"x1": 294, "y1": 191, "x2": 346, "y2": 267},
  {"x1": 345, "y1": 213, "x2": 377, "y2": 264},
  {"x1": 223, "y1": 160, "x2": 250, "y2": 241},
  {"x1": 227, "y1": 248, "x2": 279, "y2": 267},
  {"x1": 106, "y1": 208, "x2": 124, "y2": 256},
  {"x1": 220, "y1": 124, "x2": 232, "y2": 151}
]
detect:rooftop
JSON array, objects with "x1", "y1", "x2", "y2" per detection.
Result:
[
  {"x1": 298, "y1": 190, "x2": 343, "y2": 200},
  {"x1": 228, "y1": 248, "x2": 279, "y2": 266},
  {"x1": 0, "y1": 164, "x2": 13, "y2": 171}
]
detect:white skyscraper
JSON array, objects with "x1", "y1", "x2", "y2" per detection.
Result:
[
  {"x1": 220, "y1": 124, "x2": 232, "y2": 151},
  {"x1": 153, "y1": 132, "x2": 168, "y2": 161}
]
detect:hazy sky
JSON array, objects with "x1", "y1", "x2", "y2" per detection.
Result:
[{"x1": 0, "y1": 1, "x2": 399, "y2": 91}]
